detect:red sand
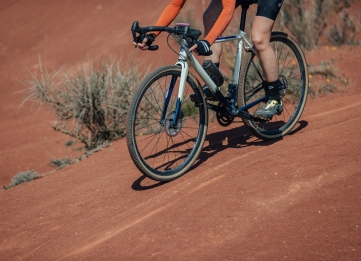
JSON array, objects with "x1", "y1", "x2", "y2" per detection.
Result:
[{"x1": 0, "y1": 1, "x2": 360, "y2": 260}]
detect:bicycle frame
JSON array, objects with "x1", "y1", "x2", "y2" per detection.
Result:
[{"x1": 162, "y1": 28, "x2": 267, "y2": 127}]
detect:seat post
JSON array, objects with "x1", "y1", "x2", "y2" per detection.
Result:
[{"x1": 239, "y1": 5, "x2": 250, "y2": 32}]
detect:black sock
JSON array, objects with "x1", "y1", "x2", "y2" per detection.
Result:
[
  {"x1": 266, "y1": 79, "x2": 281, "y2": 103},
  {"x1": 214, "y1": 62, "x2": 220, "y2": 69}
]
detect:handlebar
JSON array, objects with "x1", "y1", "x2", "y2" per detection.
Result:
[{"x1": 131, "y1": 21, "x2": 205, "y2": 53}]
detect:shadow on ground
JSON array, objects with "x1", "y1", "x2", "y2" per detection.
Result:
[{"x1": 131, "y1": 120, "x2": 308, "y2": 191}]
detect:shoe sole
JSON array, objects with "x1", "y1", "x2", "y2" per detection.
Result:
[{"x1": 254, "y1": 105, "x2": 283, "y2": 120}]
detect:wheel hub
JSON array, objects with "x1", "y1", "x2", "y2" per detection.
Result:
[{"x1": 165, "y1": 111, "x2": 183, "y2": 137}]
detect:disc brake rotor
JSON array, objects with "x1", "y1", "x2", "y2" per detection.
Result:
[{"x1": 165, "y1": 111, "x2": 183, "y2": 137}]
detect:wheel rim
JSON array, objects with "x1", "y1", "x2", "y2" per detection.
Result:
[
  {"x1": 243, "y1": 36, "x2": 307, "y2": 136},
  {"x1": 132, "y1": 69, "x2": 204, "y2": 176}
]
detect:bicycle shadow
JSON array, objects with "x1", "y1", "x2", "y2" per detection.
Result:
[
  {"x1": 131, "y1": 120, "x2": 308, "y2": 191},
  {"x1": 191, "y1": 119, "x2": 308, "y2": 170}
]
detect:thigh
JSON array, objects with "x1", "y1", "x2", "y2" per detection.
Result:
[
  {"x1": 252, "y1": 2, "x2": 276, "y2": 46},
  {"x1": 252, "y1": 15, "x2": 274, "y2": 40},
  {"x1": 256, "y1": 0, "x2": 284, "y2": 21}
]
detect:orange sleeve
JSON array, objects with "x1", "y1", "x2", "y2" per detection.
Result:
[
  {"x1": 205, "y1": 0, "x2": 236, "y2": 44},
  {"x1": 154, "y1": 0, "x2": 186, "y2": 36}
]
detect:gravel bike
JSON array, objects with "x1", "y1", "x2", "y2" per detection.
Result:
[{"x1": 127, "y1": 0, "x2": 308, "y2": 181}]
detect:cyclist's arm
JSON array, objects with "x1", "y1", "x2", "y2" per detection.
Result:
[
  {"x1": 154, "y1": 0, "x2": 235, "y2": 43},
  {"x1": 153, "y1": 0, "x2": 187, "y2": 36},
  {"x1": 190, "y1": 0, "x2": 236, "y2": 54},
  {"x1": 133, "y1": 0, "x2": 186, "y2": 49}
]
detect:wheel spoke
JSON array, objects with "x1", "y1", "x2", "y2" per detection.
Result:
[
  {"x1": 239, "y1": 34, "x2": 308, "y2": 139},
  {"x1": 127, "y1": 66, "x2": 206, "y2": 181}
]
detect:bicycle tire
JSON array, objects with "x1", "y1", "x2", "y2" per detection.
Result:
[
  {"x1": 126, "y1": 65, "x2": 208, "y2": 181},
  {"x1": 238, "y1": 32, "x2": 309, "y2": 140}
]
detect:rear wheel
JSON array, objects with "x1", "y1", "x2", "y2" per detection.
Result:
[
  {"x1": 126, "y1": 65, "x2": 207, "y2": 181},
  {"x1": 238, "y1": 32, "x2": 308, "y2": 140}
]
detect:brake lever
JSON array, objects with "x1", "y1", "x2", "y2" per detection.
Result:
[{"x1": 131, "y1": 21, "x2": 139, "y2": 44}]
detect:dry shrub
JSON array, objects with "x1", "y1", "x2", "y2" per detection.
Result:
[
  {"x1": 277, "y1": 0, "x2": 357, "y2": 50},
  {"x1": 4, "y1": 170, "x2": 40, "y2": 190},
  {"x1": 325, "y1": 8, "x2": 361, "y2": 46},
  {"x1": 308, "y1": 62, "x2": 349, "y2": 97},
  {"x1": 49, "y1": 158, "x2": 74, "y2": 170},
  {"x1": 22, "y1": 57, "x2": 146, "y2": 151}
]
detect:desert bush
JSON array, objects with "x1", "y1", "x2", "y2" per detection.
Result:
[
  {"x1": 4, "y1": 170, "x2": 40, "y2": 190},
  {"x1": 308, "y1": 61, "x2": 349, "y2": 97},
  {"x1": 65, "y1": 140, "x2": 74, "y2": 147},
  {"x1": 49, "y1": 158, "x2": 74, "y2": 170},
  {"x1": 22, "y1": 57, "x2": 146, "y2": 151},
  {"x1": 325, "y1": 8, "x2": 361, "y2": 46},
  {"x1": 276, "y1": 0, "x2": 357, "y2": 50}
]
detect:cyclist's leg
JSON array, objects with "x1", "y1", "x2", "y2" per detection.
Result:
[
  {"x1": 251, "y1": 16, "x2": 278, "y2": 83},
  {"x1": 252, "y1": 0, "x2": 285, "y2": 119}
]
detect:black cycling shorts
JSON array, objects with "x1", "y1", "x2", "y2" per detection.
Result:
[{"x1": 236, "y1": 0, "x2": 284, "y2": 21}]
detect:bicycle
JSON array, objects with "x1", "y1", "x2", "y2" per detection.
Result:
[{"x1": 127, "y1": 0, "x2": 308, "y2": 182}]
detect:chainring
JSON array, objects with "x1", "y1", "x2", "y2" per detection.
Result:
[{"x1": 216, "y1": 103, "x2": 234, "y2": 127}]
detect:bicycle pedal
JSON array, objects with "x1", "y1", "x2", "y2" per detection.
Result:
[{"x1": 253, "y1": 117, "x2": 270, "y2": 123}]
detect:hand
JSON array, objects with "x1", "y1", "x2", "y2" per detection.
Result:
[
  {"x1": 189, "y1": 40, "x2": 212, "y2": 56},
  {"x1": 133, "y1": 33, "x2": 156, "y2": 50}
]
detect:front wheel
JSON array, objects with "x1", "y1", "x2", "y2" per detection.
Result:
[
  {"x1": 238, "y1": 32, "x2": 309, "y2": 140},
  {"x1": 126, "y1": 65, "x2": 208, "y2": 181}
]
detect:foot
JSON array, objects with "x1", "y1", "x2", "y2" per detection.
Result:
[{"x1": 254, "y1": 100, "x2": 283, "y2": 120}]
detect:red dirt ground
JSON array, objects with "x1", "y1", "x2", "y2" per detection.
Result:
[{"x1": 1, "y1": 1, "x2": 360, "y2": 260}]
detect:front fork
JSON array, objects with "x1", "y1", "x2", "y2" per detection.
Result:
[{"x1": 160, "y1": 47, "x2": 189, "y2": 127}]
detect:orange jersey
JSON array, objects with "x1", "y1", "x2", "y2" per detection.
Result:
[{"x1": 154, "y1": 0, "x2": 236, "y2": 44}]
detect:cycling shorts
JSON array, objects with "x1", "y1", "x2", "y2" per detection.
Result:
[{"x1": 236, "y1": 0, "x2": 284, "y2": 21}]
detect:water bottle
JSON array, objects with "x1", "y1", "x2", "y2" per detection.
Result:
[{"x1": 202, "y1": 60, "x2": 224, "y2": 87}]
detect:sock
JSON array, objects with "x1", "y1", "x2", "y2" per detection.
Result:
[
  {"x1": 266, "y1": 79, "x2": 281, "y2": 103},
  {"x1": 214, "y1": 62, "x2": 220, "y2": 69}
]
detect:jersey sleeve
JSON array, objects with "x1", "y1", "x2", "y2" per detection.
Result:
[
  {"x1": 153, "y1": 0, "x2": 186, "y2": 36},
  {"x1": 205, "y1": 0, "x2": 236, "y2": 44}
]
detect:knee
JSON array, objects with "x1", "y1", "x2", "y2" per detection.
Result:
[{"x1": 252, "y1": 32, "x2": 269, "y2": 52}]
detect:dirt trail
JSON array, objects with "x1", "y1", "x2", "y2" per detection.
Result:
[
  {"x1": 1, "y1": 87, "x2": 360, "y2": 260},
  {"x1": 1, "y1": 1, "x2": 361, "y2": 260}
]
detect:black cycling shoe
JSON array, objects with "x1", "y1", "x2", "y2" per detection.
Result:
[{"x1": 254, "y1": 100, "x2": 283, "y2": 120}]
